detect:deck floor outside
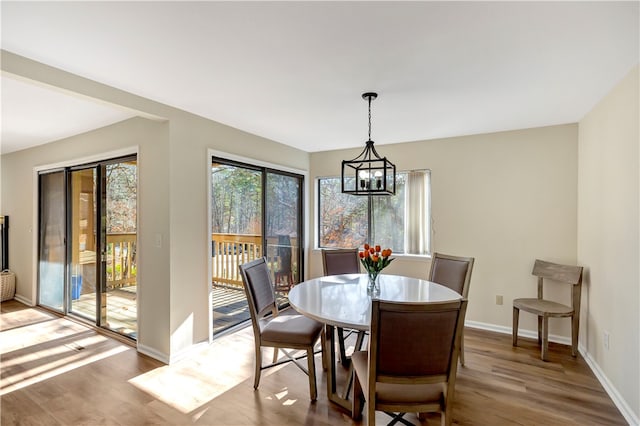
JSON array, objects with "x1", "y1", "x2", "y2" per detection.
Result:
[{"x1": 72, "y1": 285, "x2": 284, "y2": 338}]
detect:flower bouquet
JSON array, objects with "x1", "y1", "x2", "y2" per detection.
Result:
[{"x1": 359, "y1": 244, "x2": 394, "y2": 295}]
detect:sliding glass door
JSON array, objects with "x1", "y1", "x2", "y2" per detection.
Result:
[
  {"x1": 68, "y1": 167, "x2": 101, "y2": 321},
  {"x1": 210, "y1": 157, "x2": 303, "y2": 336},
  {"x1": 37, "y1": 156, "x2": 137, "y2": 339},
  {"x1": 265, "y1": 172, "x2": 302, "y2": 291},
  {"x1": 103, "y1": 160, "x2": 138, "y2": 337},
  {"x1": 38, "y1": 171, "x2": 66, "y2": 311}
]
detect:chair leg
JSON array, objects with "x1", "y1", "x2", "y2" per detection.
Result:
[
  {"x1": 367, "y1": 400, "x2": 376, "y2": 426},
  {"x1": 337, "y1": 327, "x2": 349, "y2": 365},
  {"x1": 344, "y1": 331, "x2": 366, "y2": 400},
  {"x1": 460, "y1": 330, "x2": 465, "y2": 366},
  {"x1": 537, "y1": 315, "x2": 543, "y2": 345},
  {"x1": 355, "y1": 330, "x2": 366, "y2": 351},
  {"x1": 442, "y1": 398, "x2": 453, "y2": 426},
  {"x1": 512, "y1": 307, "x2": 519, "y2": 346},
  {"x1": 272, "y1": 347, "x2": 279, "y2": 363},
  {"x1": 541, "y1": 315, "x2": 549, "y2": 361},
  {"x1": 306, "y1": 348, "x2": 317, "y2": 401},
  {"x1": 571, "y1": 314, "x2": 579, "y2": 357},
  {"x1": 253, "y1": 345, "x2": 262, "y2": 390},
  {"x1": 321, "y1": 328, "x2": 328, "y2": 371},
  {"x1": 352, "y1": 371, "x2": 364, "y2": 419}
]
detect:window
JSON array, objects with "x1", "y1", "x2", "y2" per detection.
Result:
[{"x1": 317, "y1": 170, "x2": 430, "y2": 255}]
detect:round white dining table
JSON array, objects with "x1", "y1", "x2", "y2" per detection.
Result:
[
  {"x1": 288, "y1": 273, "x2": 462, "y2": 331},
  {"x1": 288, "y1": 273, "x2": 463, "y2": 410}
]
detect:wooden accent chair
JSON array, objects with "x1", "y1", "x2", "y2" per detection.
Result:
[
  {"x1": 428, "y1": 252, "x2": 475, "y2": 365},
  {"x1": 513, "y1": 259, "x2": 584, "y2": 361},
  {"x1": 239, "y1": 257, "x2": 325, "y2": 400},
  {"x1": 321, "y1": 248, "x2": 364, "y2": 365},
  {"x1": 352, "y1": 299, "x2": 468, "y2": 426}
]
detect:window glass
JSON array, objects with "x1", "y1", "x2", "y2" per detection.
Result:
[
  {"x1": 317, "y1": 171, "x2": 429, "y2": 255},
  {"x1": 318, "y1": 177, "x2": 367, "y2": 248},
  {"x1": 371, "y1": 173, "x2": 406, "y2": 252}
]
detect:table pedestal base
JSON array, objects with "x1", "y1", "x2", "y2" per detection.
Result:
[{"x1": 325, "y1": 324, "x2": 366, "y2": 412}]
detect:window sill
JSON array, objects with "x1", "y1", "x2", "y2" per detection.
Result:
[{"x1": 312, "y1": 248, "x2": 431, "y2": 262}]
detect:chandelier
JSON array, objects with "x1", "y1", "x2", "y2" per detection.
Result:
[{"x1": 341, "y1": 92, "x2": 396, "y2": 196}]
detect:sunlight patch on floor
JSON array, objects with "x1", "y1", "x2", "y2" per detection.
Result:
[
  {"x1": 128, "y1": 365, "x2": 226, "y2": 414},
  {"x1": 1, "y1": 344, "x2": 128, "y2": 395},
  {"x1": 0, "y1": 308, "x2": 55, "y2": 331},
  {"x1": 128, "y1": 333, "x2": 256, "y2": 414},
  {"x1": 1, "y1": 310, "x2": 131, "y2": 396}
]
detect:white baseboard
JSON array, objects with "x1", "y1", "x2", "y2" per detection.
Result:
[
  {"x1": 581, "y1": 349, "x2": 639, "y2": 425},
  {"x1": 12, "y1": 294, "x2": 33, "y2": 306},
  {"x1": 465, "y1": 319, "x2": 571, "y2": 345},
  {"x1": 138, "y1": 340, "x2": 212, "y2": 365},
  {"x1": 465, "y1": 320, "x2": 637, "y2": 425},
  {"x1": 137, "y1": 343, "x2": 169, "y2": 364}
]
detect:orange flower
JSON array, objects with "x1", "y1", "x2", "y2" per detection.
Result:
[{"x1": 360, "y1": 243, "x2": 395, "y2": 275}]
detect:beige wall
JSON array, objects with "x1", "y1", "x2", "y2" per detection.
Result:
[
  {"x1": 0, "y1": 51, "x2": 309, "y2": 362},
  {"x1": 1, "y1": 117, "x2": 172, "y2": 355},
  {"x1": 310, "y1": 124, "x2": 579, "y2": 336},
  {"x1": 165, "y1": 113, "x2": 308, "y2": 357},
  {"x1": 578, "y1": 64, "x2": 639, "y2": 420}
]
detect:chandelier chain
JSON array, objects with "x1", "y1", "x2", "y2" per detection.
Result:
[{"x1": 368, "y1": 96, "x2": 372, "y2": 140}]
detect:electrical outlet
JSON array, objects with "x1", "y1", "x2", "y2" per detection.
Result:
[
  {"x1": 604, "y1": 331, "x2": 610, "y2": 350},
  {"x1": 495, "y1": 295, "x2": 503, "y2": 305}
]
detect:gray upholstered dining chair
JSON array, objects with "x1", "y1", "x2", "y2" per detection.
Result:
[
  {"x1": 321, "y1": 248, "x2": 363, "y2": 364},
  {"x1": 351, "y1": 299, "x2": 468, "y2": 426},
  {"x1": 238, "y1": 257, "x2": 325, "y2": 401},
  {"x1": 428, "y1": 252, "x2": 474, "y2": 365},
  {"x1": 513, "y1": 259, "x2": 584, "y2": 361}
]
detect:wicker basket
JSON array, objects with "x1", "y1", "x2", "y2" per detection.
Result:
[{"x1": 1, "y1": 270, "x2": 16, "y2": 302}]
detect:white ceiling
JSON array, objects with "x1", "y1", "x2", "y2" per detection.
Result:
[{"x1": 1, "y1": 1, "x2": 638, "y2": 155}]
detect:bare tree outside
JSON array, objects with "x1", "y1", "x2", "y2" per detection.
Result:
[
  {"x1": 106, "y1": 162, "x2": 137, "y2": 234},
  {"x1": 318, "y1": 174, "x2": 408, "y2": 251}
]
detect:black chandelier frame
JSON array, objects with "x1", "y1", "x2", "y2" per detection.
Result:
[{"x1": 341, "y1": 92, "x2": 396, "y2": 196}]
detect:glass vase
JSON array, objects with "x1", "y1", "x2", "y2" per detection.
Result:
[{"x1": 367, "y1": 271, "x2": 380, "y2": 296}]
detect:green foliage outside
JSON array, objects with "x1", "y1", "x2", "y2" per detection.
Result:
[{"x1": 211, "y1": 163, "x2": 301, "y2": 239}]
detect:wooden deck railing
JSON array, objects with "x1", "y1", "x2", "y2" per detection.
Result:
[
  {"x1": 106, "y1": 233, "x2": 137, "y2": 289},
  {"x1": 212, "y1": 233, "x2": 262, "y2": 288},
  {"x1": 100, "y1": 232, "x2": 294, "y2": 291},
  {"x1": 211, "y1": 233, "x2": 300, "y2": 291}
]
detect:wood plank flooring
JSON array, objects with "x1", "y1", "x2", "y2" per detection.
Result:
[
  {"x1": 0, "y1": 300, "x2": 626, "y2": 425},
  {"x1": 212, "y1": 286, "x2": 289, "y2": 336}
]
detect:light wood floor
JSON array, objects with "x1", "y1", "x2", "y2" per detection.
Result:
[{"x1": 0, "y1": 300, "x2": 626, "y2": 425}]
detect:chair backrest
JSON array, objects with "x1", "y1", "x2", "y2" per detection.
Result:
[
  {"x1": 428, "y1": 252, "x2": 475, "y2": 298},
  {"x1": 239, "y1": 257, "x2": 277, "y2": 321},
  {"x1": 369, "y1": 299, "x2": 468, "y2": 386},
  {"x1": 322, "y1": 248, "x2": 360, "y2": 276},
  {"x1": 532, "y1": 259, "x2": 583, "y2": 308}
]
